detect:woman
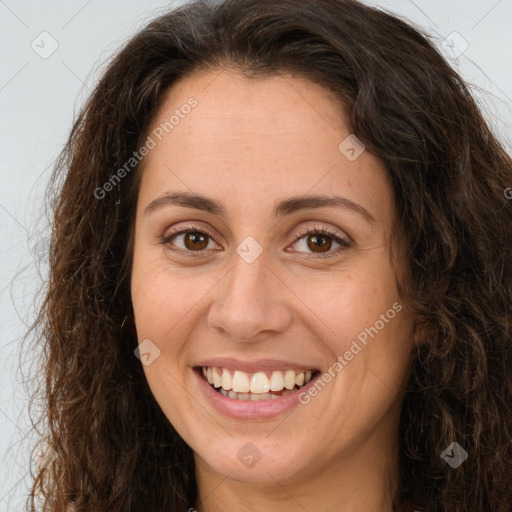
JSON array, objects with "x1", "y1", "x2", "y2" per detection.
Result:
[{"x1": 29, "y1": 0, "x2": 512, "y2": 510}]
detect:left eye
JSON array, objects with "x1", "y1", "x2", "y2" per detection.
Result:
[
  {"x1": 290, "y1": 227, "x2": 351, "y2": 257},
  {"x1": 161, "y1": 224, "x2": 351, "y2": 258}
]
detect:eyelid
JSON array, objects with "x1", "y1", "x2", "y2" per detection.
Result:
[
  {"x1": 162, "y1": 221, "x2": 220, "y2": 242},
  {"x1": 290, "y1": 223, "x2": 352, "y2": 246}
]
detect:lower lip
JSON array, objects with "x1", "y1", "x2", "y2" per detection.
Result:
[{"x1": 194, "y1": 368, "x2": 319, "y2": 420}]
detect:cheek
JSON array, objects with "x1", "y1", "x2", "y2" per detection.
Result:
[
  {"x1": 306, "y1": 264, "x2": 404, "y2": 345},
  {"x1": 131, "y1": 255, "x2": 211, "y2": 339},
  {"x1": 130, "y1": 258, "x2": 207, "y2": 435},
  {"x1": 316, "y1": 262, "x2": 412, "y2": 399},
  {"x1": 312, "y1": 290, "x2": 411, "y2": 450},
  {"x1": 130, "y1": 260, "x2": 199, "y2": 418}
]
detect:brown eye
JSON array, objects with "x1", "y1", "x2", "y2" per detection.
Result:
[
  {"x1": 306, "y1": 233, "x2": 333, "y2": 253},
  {"x1": 161, "y1": 226, "x2": 219, "y2": 255},
  {"x1": 162, "y1": 224, "x2": 350, "y2": 259},
  {"x1": 183, "y1": 232, "x2": 209, "y2": 251},
  {"x1": 290, "y1": 226, "x2": 352, "y2": 259}
]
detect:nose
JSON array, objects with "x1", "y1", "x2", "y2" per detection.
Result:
[{"x1": 207, "y1": 245, "x2": 293, "y2": 343}]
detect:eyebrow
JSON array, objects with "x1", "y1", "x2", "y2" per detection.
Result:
[{"x1": 144, "y1": 191, "x2": 375, "y2": 223}]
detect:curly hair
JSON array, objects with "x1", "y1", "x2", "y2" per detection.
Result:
[{"x1": 27, "y1": 0, "x2": 512, "y2": 510}]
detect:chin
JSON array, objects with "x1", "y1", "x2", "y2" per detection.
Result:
[{"x1": 194, "y1": 437, "x2": 312, "y2": 484}]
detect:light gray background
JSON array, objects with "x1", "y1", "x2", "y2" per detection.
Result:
[{"x1": 1, "y1": 0, "x2": 511, "y2": 510}]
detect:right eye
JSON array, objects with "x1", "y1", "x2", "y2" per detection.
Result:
[{"x1": 161, "y1": 223, "x2": 222, "y2": 256}]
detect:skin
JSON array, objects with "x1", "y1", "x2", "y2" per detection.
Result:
[{"x1": 131, "y1": 67, "x2": 416, "y2": 512}]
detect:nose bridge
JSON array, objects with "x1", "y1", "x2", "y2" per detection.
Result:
[{"x1": 207, "y1": 242, "x2": 293, "y2": 341}]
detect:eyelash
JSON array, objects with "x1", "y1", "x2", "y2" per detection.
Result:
[{"x1": 161, "y1": 223, "x2": 352, "y2": 259}]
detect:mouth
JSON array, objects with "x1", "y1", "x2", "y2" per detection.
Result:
[{"x1": 195, "y1": 366, "x2": 321, "y2": 401}]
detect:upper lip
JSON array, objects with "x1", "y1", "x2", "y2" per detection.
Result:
[{"x1": 195, "y1": 357, "x2": 320, "y2": 373}]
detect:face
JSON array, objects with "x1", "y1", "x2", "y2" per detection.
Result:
[{"x1": 131, "y1": 68, "x2": 414, "y2": 488}]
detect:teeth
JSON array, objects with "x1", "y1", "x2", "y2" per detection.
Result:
[
  {"x1": 221, "y1": 369, "x2": 232, "y2": 390},
  {"x1": 202, "y1": 366, "x2": 315, "y2": 394},
  {"x1": 219, "y1": 387, "x2": 296, "y2": 400},
  {"x1": 212, "y1": 367, "x2": 222, "y2": 388},
  {"x1": 232, "y1": 371, "x2": 250, "y2": 393},
  {"x1": 250, "y1": 372, "x2": 270, "y2": 394},
  {"x1": 250, "y1": 392, "x2": 273, "y2": 401},
  {"x1": 269, "y1": 371, "x2": 284, "y2": 391},
  {"x1": 284, "y1": 370, "x2": 296, "y2": 390}
]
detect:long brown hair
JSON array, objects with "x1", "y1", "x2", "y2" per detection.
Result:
[{"x1": 27, "y1": 0, "x2": 512, "y2": 510}]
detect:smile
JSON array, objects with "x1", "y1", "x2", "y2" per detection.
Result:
[{"x1": 200, "y1": 366, "x2": 318, "y2": 401}]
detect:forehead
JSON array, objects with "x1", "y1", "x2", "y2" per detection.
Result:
[
  {"x1": 148, "y1": 67, "x2": 350, "y2": 155},
  {"x1": 138, "y1": 67, "x2": 394, "y2": 226}
]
